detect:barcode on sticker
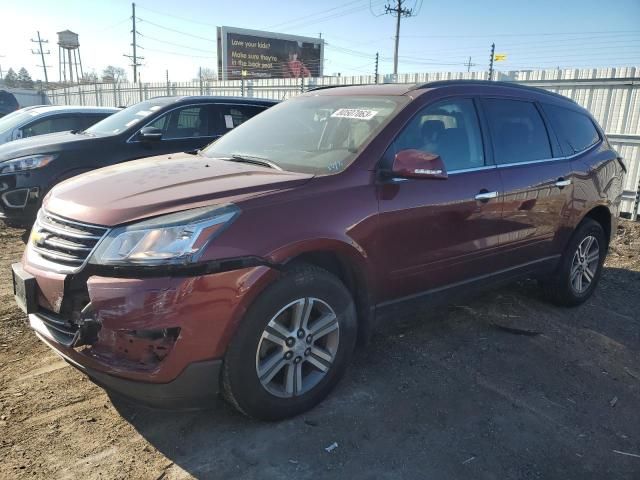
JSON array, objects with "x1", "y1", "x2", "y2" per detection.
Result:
[{"x1": 331, "y1": 109, "x2": 378, "y2": 120}]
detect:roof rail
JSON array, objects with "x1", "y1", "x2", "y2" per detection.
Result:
[
  {"x1": 306, "y1": 84, "x2": 369, "y2": 92},
  {"x1": 412, "y1": 79, "x2": 576, "y2": 103}
]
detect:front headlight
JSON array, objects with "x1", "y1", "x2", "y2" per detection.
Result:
[
  {"x1": 0, "y1": 154, "x2": 56, "y2": 174},
  {"x1": 90, "y1": 204, "x2": 240, "y2": 266}
]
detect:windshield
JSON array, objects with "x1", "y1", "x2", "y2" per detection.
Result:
[
  {"x1": 202, "y1": 95, "x2": 408, "y2": 174},
  {"x1": 86, "y1": 98, "x2": 175, "y2": 136},
  {"x1": 0, "y1": 109, "x2": 40, "y2": 133}
]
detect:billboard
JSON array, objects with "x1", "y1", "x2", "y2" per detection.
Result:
[{"x1": 217, "y1": 26, "x2": 324, "y2": 80}]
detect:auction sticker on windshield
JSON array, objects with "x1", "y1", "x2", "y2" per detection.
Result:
[{"x1": 331, "y1": 108, "x2": 378, "y2": 120}]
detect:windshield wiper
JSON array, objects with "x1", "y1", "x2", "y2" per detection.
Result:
[{"x1": 225, "y1": 154, "x2": 282, "y2": 171}]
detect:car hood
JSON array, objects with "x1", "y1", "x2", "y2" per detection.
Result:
[
  {"x1": 0, "y1": 130, "x2": 101, "y2": 161},
  {"x1": 44, "y1": 153, "x2": 314, "y2": 226}
]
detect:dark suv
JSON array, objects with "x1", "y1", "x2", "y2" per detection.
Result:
[
  {"x1": 0, "y1": 96, "x2": 276, "y2": 225},
  {"x1": 12, "y1": 81, "x2": 625, "y2": 420}
]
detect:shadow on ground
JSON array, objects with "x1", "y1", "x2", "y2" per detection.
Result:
[{"x1": 111, "y1": 268, "x2": 640, "y2": 480}]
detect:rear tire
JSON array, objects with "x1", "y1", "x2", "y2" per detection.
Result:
[
  {"x1": 542, "y1": 218, "x2": 607, "y2": 307},
  {"x1": 221, "y1": 263, "x2": 357, "y2": 420}
]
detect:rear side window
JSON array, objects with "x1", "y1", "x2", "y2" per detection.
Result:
[
  {"x1": 542, "y1": 104, "x2": 600, "y2": 155},
  {"x1": 81, "y1": 114, "x2": 112, "y2": 130},
  {"x1": 21, "y1": 115, "x2": 84, "y2": 138},
  {"x1": 483, "y1": 99, "x2": 552, "y2": 165},
  {"x1": 212, "y1": 105, "x2": 267, "y2": 134}
]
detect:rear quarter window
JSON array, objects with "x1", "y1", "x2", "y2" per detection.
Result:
[{"x1": 541, "y1": 103, "x2": 600, "y2": 155}]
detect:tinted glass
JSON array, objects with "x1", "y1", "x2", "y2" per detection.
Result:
[
  {"x1": 542, "y1": 103, "x2": 600, "y2": 154},
  {"x1": 484, "y1": 99, "x2": 552, "y2": 164},
  {"x1": 0, "y1": 91, "x2": 18, "y2": 108},
  {"x1": 80, "y1": 114, "x2": 112, "y2": 130},
  {"x1": 203, "y1": 95, "x2": 407, "y2": 175},
  {"x1": 22, "y1": 115, "x2": 84, "y2": 137},
  {"x1": 148, "y1": 105, "x2": 213, "y2": 139},
  {"x1": 213, "y1": 105, "x2": 267, "y2": 134},
  {"x1": 391, "y1": 98, "x2": 485, "y2": 171}
]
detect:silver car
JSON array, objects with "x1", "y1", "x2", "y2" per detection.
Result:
[{"x1": 0, "y1": 105, "x2": 119, "y2": 145}]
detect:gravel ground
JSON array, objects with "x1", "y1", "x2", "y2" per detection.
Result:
[{"x1": 0, "y1": 221, "x2": 639, "y2": 480}]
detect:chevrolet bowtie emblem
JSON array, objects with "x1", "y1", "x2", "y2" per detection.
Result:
[{"x1": 30, "y1": 230, "x2": 47, "y2": 247}]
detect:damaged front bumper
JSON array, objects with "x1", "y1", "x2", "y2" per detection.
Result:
[{"x1": 15, "y1": 258, "x2": 278, "y2": 409}]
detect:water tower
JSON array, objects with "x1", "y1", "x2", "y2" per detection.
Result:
[{"x1": 57, "y1": 30, "x2": 84, "y2": 83}]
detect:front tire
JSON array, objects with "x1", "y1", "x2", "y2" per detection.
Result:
[
  {"x1": 542, "y1": 218, "x2": 607, "y2": 306},
  {"x1": 222, "y1": 263, "x2": 357, "y2": 420}
]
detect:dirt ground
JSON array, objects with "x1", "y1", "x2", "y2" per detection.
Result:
[{"x1": 0, "y1": 221, "x2": 639, "y2": 480}]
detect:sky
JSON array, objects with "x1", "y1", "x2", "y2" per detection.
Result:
[{"x1": 1, "y1": 0, "x2": 639, "y2": 83}]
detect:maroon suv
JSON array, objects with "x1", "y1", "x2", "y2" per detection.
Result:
[{"x1": 12, "y1": 81, "x2": 625, "y2": 420}]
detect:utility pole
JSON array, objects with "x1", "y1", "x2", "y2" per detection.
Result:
[
  {"x1": 132, "y1": 3, "x2": 137, "y2": 83},
  {"x1": 124, "y1": 3, "x2": 144, "y2": 83},
  {"x1": 488, "y1": 43, "x2": 495, "y2": 81},
  {"x1": 374, "y1": 52, "x2": 379, "y2": 83},
  {"x1": 31, "y1": 31, "x2": 50, "y2": 84},
  {"x1": 0, "y1": 54, "x2": 4, "y2": 79},
  {"x1": 464, "y1": 56, "x2": 476, "y2": 73},
  {"x1": 384, "y1": 0, "x2": 416, "y2": 77}
]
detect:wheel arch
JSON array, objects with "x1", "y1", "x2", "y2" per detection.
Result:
[
  {"x1": 581, "y1": 204, "x2": 613, "y2": 245},
  {"x1": 275, "y1": 241, "x2": 376, "y2": 346}
]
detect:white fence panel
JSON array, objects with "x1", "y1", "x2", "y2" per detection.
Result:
[{"x1": 44, "y1": 68, "x2": 640, "y2": 218}]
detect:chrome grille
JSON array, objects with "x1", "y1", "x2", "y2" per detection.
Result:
[{"x1": 31, "y1": 210, "x2": 108, "y2": 270}]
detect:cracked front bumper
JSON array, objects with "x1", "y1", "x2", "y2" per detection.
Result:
[{"x1": 19, "y1": 259, "x2": 279, "y2": 408}]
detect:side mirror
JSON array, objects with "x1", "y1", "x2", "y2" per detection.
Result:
[
  {"x1": 138, "y1": 126, "x2": 163, "y2": 142},
  {"x1": 391, "y1": 149, "x2": 448, "y2": 179},
  {"x1": 12, "y1": 129, "x2": 23, "y2": 140}
]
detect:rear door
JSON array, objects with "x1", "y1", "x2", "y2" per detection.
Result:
[
  {"x1": 480, "y1": 97, "x2": 574, "y2": 267},
  {"x1": 376, "y1": 97, "x2": 504, "y2": 302}
]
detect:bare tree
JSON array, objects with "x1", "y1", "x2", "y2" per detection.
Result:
[{"x1": 101, "y1": 66, "x2": 127, "y2": 83}]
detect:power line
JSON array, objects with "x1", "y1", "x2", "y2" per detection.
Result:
[
  {"x1": 136, "y1": 4, "x2": 218, "y2": 28},
  {"x1": 141, "y1": 33, "x2": 215, "y2": 54},
  {"x1": 402, "y1": 29, "x2": 640, "y2": 38},
  {"x1": 267, "y1": 0, "x2": 368, "y2": 29},
  {"x1": 143, "y1": 47, "x2": 216, "y2": 59},
  {"x1": 271, "y1": 0, "x2": 387, "y2": 31},
  {"x1": 138, "y1": 17, "x2": 217, "y2": 43}
]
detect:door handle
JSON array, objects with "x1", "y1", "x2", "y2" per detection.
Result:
[
  {"x1": 555, "y1": 178, "x2": 572, "y2": 188},
  {"x1": 475, "y1": 190, "x2": 499, "y2": 202}
]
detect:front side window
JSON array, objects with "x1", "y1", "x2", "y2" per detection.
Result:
[
  {"x1": 542, "y1": 103, "x2": 600, "y2": 155},
  {"x1": 203, "y1": 95, "x2": 408, "y2": 175},
  {"x1": 483, "y1": 99, "x2": 552, "y2": 165},
  {"x1": 389, "y1": 98, "x2": 485, "y2": 171}
]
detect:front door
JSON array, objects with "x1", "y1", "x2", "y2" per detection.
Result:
[
  {"x1": 376, "y1": 97, "x2": 503, "y2": 303},
  {"x1": 140, "y1": 104, "x2": 221, "y2": 155}
]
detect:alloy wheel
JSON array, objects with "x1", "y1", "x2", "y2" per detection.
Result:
[
  {"x1": 570, "y1": 235, "x2": 600, "y2": 294},
  {"x1": 255, "y1": 297, "x2": 340, "y2": 398}
]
